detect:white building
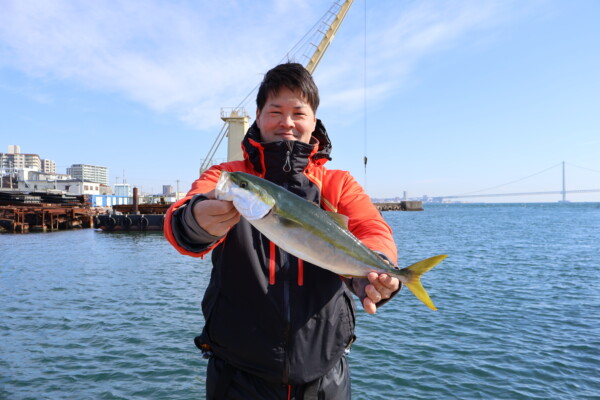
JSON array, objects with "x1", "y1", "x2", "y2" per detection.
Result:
[
  {"x1": 1, "y1": 151, "x2": 41, "y2": 171},
  {"x1": 17, "y1": 179, "x2": 101, "y2": 195},
  {"x1": 17, "y1": 169, "x2": 70, "y2": 182},
  {"x1": 1, "y1": 145, "x2": 56, "y2": 177},
  {"x1": 67, "y1": 164, "x2": 109, "y2": 186},
  {"x1": 42, "y1": 159, "x2": 56, "y2": 174},
  {"x1": 114, "y1": 183, "x2": 132, "y2": 197}
]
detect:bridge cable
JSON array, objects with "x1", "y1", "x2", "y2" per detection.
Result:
[
  {"x1": 566, "y1": 162, "x2": 600, "y2": 174},
  {"x1": 454, "y1": 162, "x2": 563, "y2": 197}
]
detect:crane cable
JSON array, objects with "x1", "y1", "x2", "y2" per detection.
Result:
[{"x1": 363, "y1": 0, "x2": 368, "y2": 191}]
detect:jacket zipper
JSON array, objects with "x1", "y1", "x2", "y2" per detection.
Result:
[
  {"x1": 283, "y1": 141, "x2": 293, "y2": 172},
  {"x1": 282, "y1": 249, "x2": 291, "y2": 384},
  {"x1": 281, "y1": 176, "x2": 292, "y2": 384}
]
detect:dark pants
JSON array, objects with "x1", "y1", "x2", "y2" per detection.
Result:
[{"x1": 206, "y1": 356, "x2": 351, "y2": 400}]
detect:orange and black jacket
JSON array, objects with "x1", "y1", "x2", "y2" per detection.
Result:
[{"x1": 164, "y1": 120, "x2": 398, "y2": 385}]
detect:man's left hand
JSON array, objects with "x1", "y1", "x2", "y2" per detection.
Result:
[{"x1": 362, "y1": 272, "x2": 400, "y2": 314}]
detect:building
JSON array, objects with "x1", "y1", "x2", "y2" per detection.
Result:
[
  {"x1": 42, "y1": 159, "x2": 56, "y2": 174},
  {"x1": 162, "y1": 185, "x2": 174, "y2": 196},
  {"x1": 1, "y1": 151, "x2": 41, "y2": 171},
  {"x1": 17, "y1": 179, "x2": 102, "y2": 195},
  {"x1": 1, "y1": 145, "x2": 56, "y2": 176},
  {"x1": 66, "y1": 164, "x2": 109, "y2": 186},
  {"x1": 114, "y1": 183, "x2": 132, "y2": 197},
  {"x1": 17, "y1": 169, "x2": 70, "y2": 182}
]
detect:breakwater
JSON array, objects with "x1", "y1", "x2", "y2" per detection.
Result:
[{"x1": 373, "y1": 200, "x2": 423, "y2": 211}]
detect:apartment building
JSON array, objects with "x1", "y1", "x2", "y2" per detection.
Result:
[
  {"x1": 1, "y1": 145, "x2": 55, "y2": 174},
  {"x1": 66, "y1": 164, "x2": 109, "y2": 186}
]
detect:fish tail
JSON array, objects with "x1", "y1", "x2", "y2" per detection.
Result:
[{"x1": 398, "y1": 254, "x2": 447, "y2": 311}]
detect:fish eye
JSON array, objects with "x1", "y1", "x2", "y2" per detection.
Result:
[{"x1": 240, "y1": 181, "x2": 247, "y2": 188}]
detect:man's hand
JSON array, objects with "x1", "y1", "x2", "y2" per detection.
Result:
[
  {"x1": 362, "y1": 272, "x2": 400, "y2": 314},
  {"x1": 192, "y1": 190, "x2": 241, "y2": 237}
]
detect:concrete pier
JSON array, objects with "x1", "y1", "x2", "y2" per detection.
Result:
[{"x1": 373, "y1": 201, "x2": 423, "y2": 211}]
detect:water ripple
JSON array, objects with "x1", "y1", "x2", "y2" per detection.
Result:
[{"x1": 2, "y1": 204, "x2": 600, "y2": 399}]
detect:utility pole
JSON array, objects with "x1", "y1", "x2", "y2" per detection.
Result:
[{"x1": 176, "y1": 180, "x2": 180, "y2": 201}]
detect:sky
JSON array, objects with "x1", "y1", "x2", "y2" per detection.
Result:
[{"x1": 1, "y1": 0, "x2": 599, "y2": 202}]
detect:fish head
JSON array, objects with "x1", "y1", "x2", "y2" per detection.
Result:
[{"x1": 215, "y1": 171, "x2": 275, "y2": 220}]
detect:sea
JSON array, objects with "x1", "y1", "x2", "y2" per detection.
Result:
[{"x1": 1, "y1": 202, "x2": 599, "y2": 400}]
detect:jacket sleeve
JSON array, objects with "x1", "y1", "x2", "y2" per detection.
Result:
[
  {"x1": 170, "y1": 194, "x2": 224, "y2": 253},
  {"x1": 164, "y1": 165, "x2": 227, "y2": 258}
]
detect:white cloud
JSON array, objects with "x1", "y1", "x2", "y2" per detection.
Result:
[
  {"x1": 0, "y1": 0, "x2": 535, "y2": 130},
  {"x1": 317, "y1": 0, "x2": 529, "y2": 114},
  {"x1": 0, "y1": 0, "x2": 324, "y2": 127}
]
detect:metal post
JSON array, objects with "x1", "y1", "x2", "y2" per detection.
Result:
[
  {"x1": 562, "y1": 161, "x2": 566, "y2": 202},
  {"x1": 133, "y1": 187, "x2": 139, "y2": 214}
]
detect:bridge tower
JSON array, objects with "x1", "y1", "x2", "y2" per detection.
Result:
[{"x1": 561, "y1": 161, "x2": 567, "y2": 202}]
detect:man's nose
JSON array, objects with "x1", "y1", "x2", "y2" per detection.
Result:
[{"x1": 279, "y1": 114, "x2": 294, "y2": 128}]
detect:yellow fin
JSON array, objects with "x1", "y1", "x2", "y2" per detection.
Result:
[
  {"x1": 326, "y1": 211, "x2": 349, "y2": 229},
  {"x1": 401, "y1": 254, "x2": 447, "y2": 311}
]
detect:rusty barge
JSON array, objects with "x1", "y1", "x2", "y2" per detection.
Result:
[
  {"x1": 94, "y1": 188, "x2": 169, "y2": 231},
  {"x1": 0, "y1": 191, "x2": 95, "y2": 233}
]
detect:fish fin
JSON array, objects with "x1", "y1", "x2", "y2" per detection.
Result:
[
  {"x1": 326, "y1": 211, "x2": 349, "y2": 229},
  {"x1": 276, "y1": 214, "x2": 298, "y2": 228},
  {"x1": 400, "y1": 254, "x2": 447, "y2": 311}
]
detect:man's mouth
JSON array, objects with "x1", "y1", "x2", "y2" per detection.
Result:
[{"x1": 278, "y1": 132, "x2": 296, "y2": 138}]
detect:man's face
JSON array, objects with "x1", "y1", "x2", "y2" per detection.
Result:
[{"x1": 256, "y1": 87, "x2": 317, "y2": 144}]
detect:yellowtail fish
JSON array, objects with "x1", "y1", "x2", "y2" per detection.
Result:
[{"x1": 215, "y1": 171, "x2": 447, "y2": 310}]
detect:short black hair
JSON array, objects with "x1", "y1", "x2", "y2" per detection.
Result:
[{"x1": 256, "y1": 63, "x2": 320, "y2": 112}]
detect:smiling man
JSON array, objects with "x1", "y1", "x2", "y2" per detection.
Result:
[
  {"x1": 165, "y1": 63, "x2": 400, "y2": 399},
  {"x1": 256, "y1": 87, "x2": 316, "y2": 143}
]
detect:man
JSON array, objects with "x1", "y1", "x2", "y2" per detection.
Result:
[{"x1": 164, "y1": 63, "x2": 400, "y2": 399}]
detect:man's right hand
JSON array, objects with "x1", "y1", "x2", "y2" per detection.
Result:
[{"x1": 193, "y1": 190, "x2": 241, "y2": 237}]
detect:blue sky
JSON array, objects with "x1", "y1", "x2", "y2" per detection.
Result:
[{"x1": 1, "y1": 0, "x2": 599, "y2": 202}]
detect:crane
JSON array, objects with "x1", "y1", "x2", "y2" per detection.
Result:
[{"x1": 199, "y1": 0, "x2": 354, "y2": 173}]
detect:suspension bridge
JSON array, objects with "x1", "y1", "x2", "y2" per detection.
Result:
[{"x1": 431, "y1": 162, "x2": 600, "y2": 202}]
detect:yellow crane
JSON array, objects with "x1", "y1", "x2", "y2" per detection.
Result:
[{"x1": 200, "y1": 0, "x2": 354, "y2": 173}]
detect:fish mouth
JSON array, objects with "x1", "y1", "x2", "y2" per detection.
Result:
[
  {"x1": 214, "y1": 171, "x2": 271, "y2": 219},
  {"x1": 215, "y1": 171, "x2": 233, "y2": 201}
]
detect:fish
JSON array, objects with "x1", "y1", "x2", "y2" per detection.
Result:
[{"x1": 215, "y1": 170, "x2": 447, "y2": 310}]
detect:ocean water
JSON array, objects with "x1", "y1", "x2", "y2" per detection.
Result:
[{"x1": 1, "y1": 203, "x2": 599, "y2": 399}]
